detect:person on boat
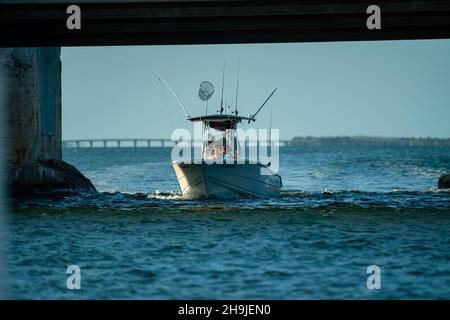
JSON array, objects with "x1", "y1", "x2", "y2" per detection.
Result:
[{"x1": 203, "y1": 140, "x2": 224, "y2": 161}]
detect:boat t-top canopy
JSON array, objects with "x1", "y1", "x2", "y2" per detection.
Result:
[
  {"x1": 188, "y1": 114, "x2": 252, "y2": 123},
  {"x1": 188, "y1": 114, "x2": 253, "y2": 131},
  {"x1": 188, "y1": 114, "x2": 253, "y2": 130}
]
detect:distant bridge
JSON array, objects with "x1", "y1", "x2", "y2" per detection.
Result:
[{"x1": 62, "y1": 138, "x2": 292, "y2": 148}]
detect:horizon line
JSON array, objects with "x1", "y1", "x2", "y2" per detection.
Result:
[{"x1": 62, "y1": 135, "x2": 450, "y2": 141}]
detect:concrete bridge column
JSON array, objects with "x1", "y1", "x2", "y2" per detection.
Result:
[{"x1": 0, "y1": 48, "x2": 96, "y2": 195}]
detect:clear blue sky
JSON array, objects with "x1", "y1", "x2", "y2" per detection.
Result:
[{"x1": 62, "y1": 40, "x2": 450, "y2": 140}]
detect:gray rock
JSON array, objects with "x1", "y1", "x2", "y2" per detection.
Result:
[
  {"x1": 11, "y1": 159, "x2": 96, "y2": 196},
  {"x1": 438, "y1": 174, "x2": 450, "y2": 189}
]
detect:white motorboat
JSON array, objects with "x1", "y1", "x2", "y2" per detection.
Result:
[
  {"x1": 172, "y1": 114, "x2": 282, "y2": 199},
  {"x1": 159, "y1": 68, "x2": 282, "y2": 199}
]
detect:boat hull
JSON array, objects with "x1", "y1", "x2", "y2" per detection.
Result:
[{"x1": 172, "y1": 161, "x2": 282, "y2": 199}]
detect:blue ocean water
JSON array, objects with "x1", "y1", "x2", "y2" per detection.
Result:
[{"x1": 7, "y1": 146, "x2": 450, "y2": 299}]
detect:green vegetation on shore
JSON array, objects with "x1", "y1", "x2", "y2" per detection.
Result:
[{"x1": 290, "y1": 136, "x2": 450, "y2": 147}]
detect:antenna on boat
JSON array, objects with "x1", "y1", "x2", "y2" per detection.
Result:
[
  {"x1": 249, "y1": 88, "x2": 277, "y2": 122},
  {"x1": 220, "y1": 61, "x2": 225, "y2": 112},
  {"x1": 234, "y1": 58, "x2": 240, "y2": 115},
  {"x1": 158, "y1": 76, "x2": 190, "y2": 118}
]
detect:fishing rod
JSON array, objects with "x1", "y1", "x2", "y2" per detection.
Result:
[
  {"x1": 158, "y1": 76, "x2": 190, "y2": 118},
  {"x1": 249, "y1": 88, "x2": 277, "y2": 122}
]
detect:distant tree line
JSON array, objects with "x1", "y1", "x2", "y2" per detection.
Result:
[{"x1": 289, "y1": 136, "x2": 450, "y2": 147}]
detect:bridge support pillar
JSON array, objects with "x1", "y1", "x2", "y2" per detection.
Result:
[{"x1": 0, "y1": 48, "x2": 96, "y2": 195}]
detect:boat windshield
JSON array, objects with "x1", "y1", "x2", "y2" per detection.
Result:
[{"x1": 203, "y1": 123, "x2": 240, "y2": 162}]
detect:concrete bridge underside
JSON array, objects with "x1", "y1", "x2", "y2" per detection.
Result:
[{"x1": 1, "y1": 0, "x2": 450, "y2": 195}]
